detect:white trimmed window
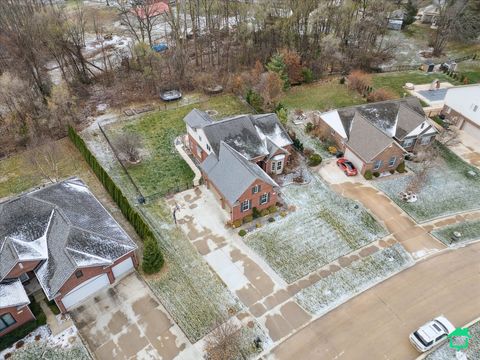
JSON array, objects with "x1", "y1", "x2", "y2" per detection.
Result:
[
  {"x1": 260, "y1": 193, "x2": 269, "y2": 205},
  {"x1": 252, "y1": 185, "x2": 261, "y2": 194},
  {"x1": 271, "y1": 162, "x2": 276, "y2": 172},
  {"x1": 403, "y1": 138, "x2": 415, "y2": 148},
  {"x1": 0, "y1": 313, "x2": 16, "y2": 332},
  {"x1": 373, "y1": 160, "x2": 382, "y2": 170},
  {"x1": 241, "y1": 200, "x2": 250, "y2": 212},
  {"x1": 420, "y1": 136, "x2": 432, "y2": 145},
  {"x1": 388, "y1": 156, "x2": 396, "y2": 167},
  {"x1": 206, "y1": 144, "x2": 211, "y2": 151}
]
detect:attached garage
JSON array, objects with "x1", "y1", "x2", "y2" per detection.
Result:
[
  {"x1": 344, "y1": 148, "x2": 365, "y2": 174},
  {"x1": 112, "y1": 257, "x2": 134, "y2": 280},
  {"x1": 61, "y1": 274, "x2": 110, "y2": 310},
  {"x1": 462, "y1": 120, "x2": 480, "y2": 140}
]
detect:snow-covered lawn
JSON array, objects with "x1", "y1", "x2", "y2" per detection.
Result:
[
  {"x1": 425, "y1": 320, "x2": 480, "y2": 360},
  {"x1": 245, "y1": 175, "x2": 387, "y2": 283},
  {"x1": 295, "y1": 244, "x2": 413, "y2": 316},
  {"x1": 375, "y1": 144, "x2": 480, "y2": 222},
  {"x1": 431, "y1": 220, "x2": 480, "y2": 246},
  {"x1": 1, "y1": 326, "x2": 91, "y2": 360}
]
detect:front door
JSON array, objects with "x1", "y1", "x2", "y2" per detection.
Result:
[{"x1": 271, "y1": 159, "x2": 284, "y2": 175}]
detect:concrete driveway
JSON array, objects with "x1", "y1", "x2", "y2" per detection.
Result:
[{"x1": 70, "y1": 272, "x2": 199, "y2": 360}]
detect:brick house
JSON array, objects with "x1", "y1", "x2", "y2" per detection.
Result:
[
  {"x1": 441, "y1": 84, "x2": 480, "y2": 138},
  {"x1": 316, "y1": 97, "x2": 437, "y2": 175},
  {"x1": 0, "y1": 179, "x2": 138, "y2": 335},
  {"x1": 184, "y1": 110, "x2": 293, "y2": 222}
]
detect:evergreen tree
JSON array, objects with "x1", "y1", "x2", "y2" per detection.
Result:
[
  {"x1": 266, "y1": 53, "x2": 290, "y2": 90},
  {"x1": 142, "y1": 236, "x2": 164, "y2": 274}
]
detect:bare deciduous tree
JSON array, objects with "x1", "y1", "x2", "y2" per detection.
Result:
[
  {"x1": 28, "y1": 140, "x2": 61, "y2": 183},
  {"x1": 204, "y1": 320, "x2": 242, "y2": 360},
  {"x1": 114, "y1": 132, "x2": 143, "y2": 163}
]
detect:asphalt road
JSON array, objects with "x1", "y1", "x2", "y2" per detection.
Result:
[{"x1": 268, "y1": 242, "x2": 480, "y2": 360}]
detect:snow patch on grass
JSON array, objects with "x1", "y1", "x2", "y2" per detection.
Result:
[
  {"x1": 431, "y1": 220, "x2": 480, "y2": 246},
  {"x1": 246, "y1": 175, "x2": 387, "y2": 283},
  {"x1": 295, "y1": 244, "x2": 413, "y2": 315},
  {"x1": 375, "y1": 144, "x2": 480, "y2": 222}
]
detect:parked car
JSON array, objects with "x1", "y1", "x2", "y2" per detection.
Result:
[
  {"x1": 152, "y1": 43, "x2": 168, "y2": 53},
  {"x1": 409, "y1": 316, "x2": 455, "y2": 352},
  {"x1": 160, "y1": 90, "x2": 182, "y2": 101},
  {"x1": 336, "y1": 158, "x2": 357, "y2": 176}
]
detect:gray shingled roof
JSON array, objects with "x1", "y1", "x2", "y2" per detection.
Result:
[
  {"x1": 184, "y1": 109, "x2": 213, "y2": 129},
  {"x1": 0, "y1": 178, "x2": 137, "y2": 300},
  {"x1": 347, "y1": 113, "x2": 396, "y2": 162},
  {"x1": 184, "y1": 111, "x2": 292, "y2": 160},
  {"x1": 336, "y1": 97, "x2": 426, "y2": 140},
  {"x1": 0, "y1": 279, "x2": 30, "y2": 309},
  {"x1": 200, "y1": 142, "x2": 278, "y2": 205}
]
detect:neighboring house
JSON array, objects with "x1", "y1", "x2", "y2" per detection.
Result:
[
  {"x1": 442, "y1": 84, "x2": 480, "y2": 138},
  {"x1": 419, "y1": 1, "x2": 444, "y2": 24},
  {"x1": 387, "y1": 9, "x2": 405, "y2": 30},
  {"x1": 184, "y1": 110, "x2": 293, "y2": 222},
  {"x1": 0, "y1": 179, "x2": 138, "y2": 336},
  {"x1": 316, "y1": 97, "x2": 437, "y2": 175}
]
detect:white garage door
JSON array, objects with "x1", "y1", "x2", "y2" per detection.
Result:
[
  {"x1": 112, "y1": 257, "x2": 134, "y2": 280},
  {"x1": 62, "y1": 274, "x2": 110, "y2": 310},
  {"x1": 344, "y1": 148, "x2": 365, "y2": 174},
  {"x1": 462, "y1": 121, "x2": 480, "y2": 140}
]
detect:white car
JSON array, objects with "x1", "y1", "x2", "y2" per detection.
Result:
[{"x1": 409, "y1": 316, "x2": 455, "y2": 352}]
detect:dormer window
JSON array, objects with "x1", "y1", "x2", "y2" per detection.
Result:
[{"x1": 421, "y1": 122, "x2": 425, "y2": 129}]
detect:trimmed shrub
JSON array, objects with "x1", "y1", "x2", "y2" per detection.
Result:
[
  {"x1": 328, "y1": 146, "x2": 337, "y2": 154},
  {"x1": 396, "y1": 162, "x2": 406, "y2": 173},
  {"x1": 293, "y1": 138, "x2": 304, "y2": 152},
  {"x1": 268, "y1": 217, "x2": 275, "y2": 223},
  {"x1": 339, "y1": 77, "x2": 345, "y2": 84},
  {"x1": 364, "y1": 170, "x2": 373, "y2": 180},
  {"x1": 246, "y1": 89, "x2": 264, "y2": 112},
  {"x1": 267, "y1": 205, "x2": 278, "y2": 214},
  {"x1": 232, "y1": 219, "x2": 242, "y2": 228},
  {"x1": 142, "y1": 237, "x2": 164, "y2": 274},
  {"x1": 256, "y1": 223, "x2": 262, "y2": 228},
  {"x1": 252, "y1": 207, "x2": 261, "y2": 219},
  {"x1": 243, "y1": 215, "x2": 253, "y2": 223},
  {"x1": 280, "y1": 211, "x2": 287, "y2": 217},
  {"x1": 44, "y1": 299, "x2": 60, "y2": 315},
  {"x1": 389, "y1": 169, "x2": 395, "y2": 174},
  {"x1": 260, "y1": 209, "x2": 269, "y2": 217},
  {"x1": 303, "y1": 147, "x2": 314, "y2": 157},
  {"x1": 238, "y1": 229, "x2": 247, "y2": 237},
  {"x1": 308, "y1": 153, "x2": 322, "y2": 166},
  {"x1": 373, "y1": 172, "x2": 380, "y2": 178},
  {"x1": 305, "y1": 122, "x2": 314, "y2": 133}
]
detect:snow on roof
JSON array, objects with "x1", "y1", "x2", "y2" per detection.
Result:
[
  {"x1": 0, "y1": 178, "x2": 137, "y2": 299},
  {"x1": 0, "y1": 279, "x2": 30, "y2": 308},
  {"x1": 320, "y1": 110, "x2": 347, "y2": 139}
]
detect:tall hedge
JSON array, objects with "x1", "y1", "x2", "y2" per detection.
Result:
[{"x1": 68, "y1": 126, "x2": 156, "y2": 242}]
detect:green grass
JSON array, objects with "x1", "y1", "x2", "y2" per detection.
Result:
[
  {"x1": 431, "y1": 220, "x2": 480, "y2": 246},
  {"x1": 457, "y1": 60, "x2": 480, "y2": 84},
  {"x1": 0, "y1": 138, "x2": 92, "y2": 200},
  {"x1": 279, "y1": 82, "x2": 365, "y2": 111},
  {"x1": 372, "y1": 71, "x2": 459, "y2": 97},
  {"x1": 104, "y1": 95, "x2": 252, "y2": 197}
]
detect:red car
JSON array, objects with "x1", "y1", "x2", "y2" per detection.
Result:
[{"x1": 337, "y1": 158, "x2": 358, "y2": 176}]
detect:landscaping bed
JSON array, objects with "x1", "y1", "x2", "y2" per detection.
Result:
[
  {"x1": 295, "y1": 243, "x2": 413, "y2": 316},
  {"x1": 425, "y1": 320, "x2": 480, "y2": 360},
  {"x1": 0, "y1": 297, "x2": 46, "y2": 352},
  {"x1": 431, "y1": 220, "x2": 480, "y2": 246},
  {"x1": 375, "y1": 144, "x2": 480, "y2": 222},
  {"x1": 103, "y1": 94, "x2": 252, "y2": 197},
  {"x1": 245, "y1": 175, "x2": 387, "y2": 283}
]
